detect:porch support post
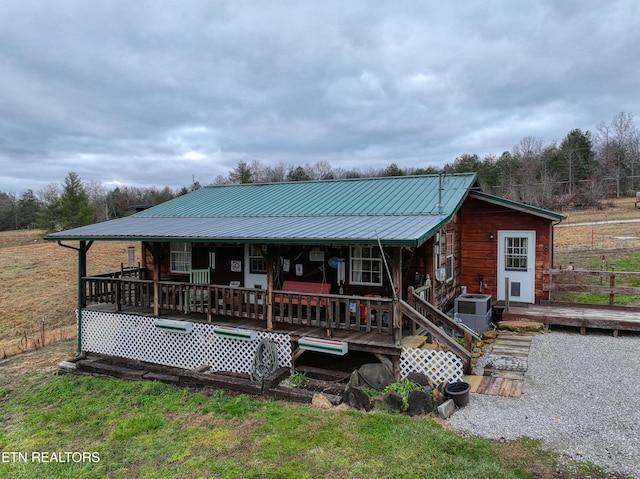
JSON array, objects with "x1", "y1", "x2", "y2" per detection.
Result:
[
  {"x1": 77, "y1": 241, "x2": 89, "y2": 356},
  {"x1": 140, "y1": 242, "x2": 148, "y2": 280},
  {"x1": 151, "y1": 243, "x2": 161, "y2": 317},
  {"x1": 57, "y1": 240, "x2": 92, "y2": 357},
  {"x1": 391, "y1": 247, "x2": 402, "y2": 347},
  {"x1": 265, "y1": 247, "x2": 274, "y2": 331}
]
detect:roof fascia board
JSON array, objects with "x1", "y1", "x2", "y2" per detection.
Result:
[{"x1": 45, "y1": 235, "x2": 420, "y2": 246}]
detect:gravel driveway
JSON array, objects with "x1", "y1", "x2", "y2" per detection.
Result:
[{"x1": 447, "y1": 330, "x2": 640, "y2": 478}]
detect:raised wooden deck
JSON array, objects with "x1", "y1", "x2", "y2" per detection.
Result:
[
  {"x1": 86, "y1": 303, "x2": 400, "y2": 356},
  {"x1": 502, "y1": 302, "x2": 640, "y2": 336}
]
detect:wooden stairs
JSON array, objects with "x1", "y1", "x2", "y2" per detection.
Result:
[{"x1": 464, "y1": 331, "x2": 534, "y2": 399}]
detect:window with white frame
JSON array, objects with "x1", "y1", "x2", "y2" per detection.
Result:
[
  {"x1": 505, "y1": 237, "x2": 528, "y2": 271},
  {"x1": 170, "y1": 242, "x2": 191, "y2": 273},
  {"x1": 445, "y1": 232, "x2": 454, "y2": 282},
  {"x1": 350, "y1": 246, "x2": 383, "y2": 285},
  {"x1": 249, "y1": 245, "x2": 267, "y2": 274}
]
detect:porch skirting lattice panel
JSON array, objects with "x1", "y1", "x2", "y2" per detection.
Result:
[
  {"x1": 79, "y1": 310, "x2": 292, "y2": 374},
  {"x1": 400, "y1": 347, "x2": 463, "y2": 385}
]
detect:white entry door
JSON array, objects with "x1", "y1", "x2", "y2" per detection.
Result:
[
  {"x1": 497, "y1": 231, "x2": 535, "y2": 303},
  {"x1": 244, "y1": 244, "x2": 267, "y2": 304}
]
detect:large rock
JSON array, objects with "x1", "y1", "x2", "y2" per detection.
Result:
[
  {"x1": 482, "y1": 330, "x2": 498, "y2": 340},
  {"x1": 358, "y1": 363, "x2": 394, "y2": 391},
  {"x1": 406, "y1": 389, "x2": 434, "y2": 416},
  {"x1": 312, "y1": 393, "x2": 334, "y2": 409},
  {"x1": 347, "y1": 370, "x2": 360, "y2": 388},
  {"x1": 371, "y1": 391, "x2": 404, "y2": 413},
  {"x1": 406, "y1": 372, "x2": 431, "y2": 388},
  {"x1": 498, "y1": 320, "x2": 544, "y2": 333},
  {"x1": 343, "y1": 386, "x2": 372, "y2": 411}
]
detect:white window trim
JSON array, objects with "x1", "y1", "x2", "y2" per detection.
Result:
[
  {"x1": 249, "y1": 244, "x2": 267, "y2": 274},
  {"x1": 445, "y1": 232, "x2": 454, "y2": 282},
  {"x1": 350, "y1": 246, "x2": 383, "y2": 286},
  {"x1": 170, "y1": 242, "x2": 192, "y2": 273},
  {"x1": 505, "y1": 237, "x2": 528, "y2": 271}
]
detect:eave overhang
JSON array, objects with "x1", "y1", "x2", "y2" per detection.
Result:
[
  {"x1": 469, "y1": 191, "x2": 565, "y2": 222},
  {"x1": 44, "y1": 214, "x2": 451, "y2": 247}
]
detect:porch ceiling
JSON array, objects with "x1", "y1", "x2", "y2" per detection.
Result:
[{"x1": 44, "y1": 213, "x2": 448, "y2": 246}]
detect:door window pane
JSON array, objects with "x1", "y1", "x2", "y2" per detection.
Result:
[{"x1": 505, "y1": 237, "x2": 528, "y2": 271}]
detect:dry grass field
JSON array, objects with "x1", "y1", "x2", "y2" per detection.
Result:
[
  {"x1": 0, "y1": 230, "x2": 139, "y2": 357},
  {"x1": 554, "y1": 197, "x2": 640, "y2": 267},
  {"x1": 1, "y1": 197, "x2": 639, "y2": 357}
]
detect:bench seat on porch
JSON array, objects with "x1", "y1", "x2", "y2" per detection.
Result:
[{"x1": 274, "y1": 281, "x2": 332, "y2": 307}]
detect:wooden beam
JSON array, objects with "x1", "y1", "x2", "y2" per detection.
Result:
[
  {"x1": 150, "y1": 243, "x2": 161, "y2": 317},
  {"x1": 264, "y1": 248, "x2": 274, "y2": 331},
  {"x1": 399, "y1": 299, "x2": 471, "y2": 364},
  {"x1": 391, "y1": 247, "x2": 402, "y2": 346},
  {"x1": 543, "y1": 284, "x2": 640, "y2": 295}
]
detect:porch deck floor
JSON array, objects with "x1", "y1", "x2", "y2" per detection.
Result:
[
  {"x1": 86, "y1": 304, "x2": 400, "y2": 354},
  {"x1": 502, "y1": 303, "x2": 640, "y2": 335}
]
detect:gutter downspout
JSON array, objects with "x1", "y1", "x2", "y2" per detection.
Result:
[{"x1": 57, "y1": 240, "x2": 93, "y2": 356}]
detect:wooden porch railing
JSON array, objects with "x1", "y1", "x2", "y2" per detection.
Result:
[
  {"x1": 544, "y1": 269, "x2": 640, "y2": 305},
  {"x1": 272, "y1": 289, "x2": 393, "y2": 334},
  {"x1": 82, "y1": 275, "x2": 395, "y2": 335}
]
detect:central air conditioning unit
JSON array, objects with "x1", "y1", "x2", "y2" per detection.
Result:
[{"x1": 454, "y1": 293, "x2": 492, "y2": 334}]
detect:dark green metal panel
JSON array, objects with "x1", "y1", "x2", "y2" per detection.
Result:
[{"x1": 45, "y1": 174, "x2": 480, "y2": 246}]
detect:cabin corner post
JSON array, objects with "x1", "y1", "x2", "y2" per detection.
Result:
[
  {"x1": 391, "y1": 247, "x2": 403, "y2": 346},
  {"x1": 152, "y1": 244, "x2": 161, "y2": 317},
  {"x1": 265, "y1": 248, "x2": 274, "y2": 331},
  {"x1": 143, "y1": 242, "x2": 162, "y2": 317},
  {"x1": 76, "y1": 240, "x2": 92, "y2": 357}
]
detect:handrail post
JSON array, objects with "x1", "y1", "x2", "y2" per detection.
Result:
[
  {"x1": 115, "y1": 278, "x2": 122, "y2": 312},
  {"x1": 609, "y1": 272, "x2": 615, "y2": 306},
  {"x1": 504, "y1": 278, "x2": 510, "y2": 313}
]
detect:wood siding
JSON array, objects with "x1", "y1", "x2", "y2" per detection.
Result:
[{"x1": 459, "y1": 196, "x2": 555, "y2": 304}]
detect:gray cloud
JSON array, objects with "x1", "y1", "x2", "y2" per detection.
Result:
[{"x1": 0, "y1": 0, "x2": 638, "y2": 193}]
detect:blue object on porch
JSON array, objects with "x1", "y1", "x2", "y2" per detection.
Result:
[
  {"x1": 298, "y1": 336, "x2": 348, "y2": 355},
  {"x1": 328, "y1": 256, "x2": 341, "y2": 268}
]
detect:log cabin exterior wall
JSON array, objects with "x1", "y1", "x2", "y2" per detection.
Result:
[
  {"x1": 402, "y1": 213, "x2": 462, "y2": 312},
  {"x1": 139, "y1": 195, "x2": 557, "y2": 309},
  {"x1": 459, "y1": 195, "x2": 556, "y2": 304}
]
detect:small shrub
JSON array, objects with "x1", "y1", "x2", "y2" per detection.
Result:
[{"x1": 288, "y1": 372, "x2": 307, "y2": 387}]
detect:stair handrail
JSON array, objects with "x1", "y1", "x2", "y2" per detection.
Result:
[
  {"x1": 399, "y1": 300, "x2": 471, "y2": 366},
  {"x1": 411, "y1": 292, "x2": 481, "y2": 342}
]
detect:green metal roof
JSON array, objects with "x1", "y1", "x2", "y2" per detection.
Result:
[
  {"x1": 137, "y1": 174, "x2": 477, "y2": 217},
  {"x1": 46, "y1": 174, "x2": 479, "y2": 246},
  {"x1": 469, "y1": 191, "x2": 565, "y2": 221}
]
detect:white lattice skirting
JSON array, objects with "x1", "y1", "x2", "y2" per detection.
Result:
[
  {"x1": 400, "y1": 347, "x2": 463, "y2": 385},
  {"x1": 79, "y1": 310, "x2": 461, "y2": 384},
  {"x1": 79, "y1": 310, "x2": 292, "y2": 374}
]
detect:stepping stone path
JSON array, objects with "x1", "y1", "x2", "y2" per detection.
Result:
[{"x1": 466, "y1": 331, "x2": 534, "y2": 398}]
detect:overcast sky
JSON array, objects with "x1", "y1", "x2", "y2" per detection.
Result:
[{"x1": 1, "y1": 1, "x2": 638, "y2": 194}]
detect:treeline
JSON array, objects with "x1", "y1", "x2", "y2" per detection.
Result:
[
  {"x1": 0, "y1": 173, "x2": 179, "y2": 232},
  {"x1": 1, "y1": 111, "x2": 637, "y2": 232},
  {"x1": 218, "y1": 111, "x2": 640, "y2": 210}
]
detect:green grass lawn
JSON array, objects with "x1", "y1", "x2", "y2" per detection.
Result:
[
  {"x1": 552, "y1": 251, "x2": 640, "y2": 306},
  {"x1": 0, "y1": 373, "x2": 618, "y2": 479}
]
